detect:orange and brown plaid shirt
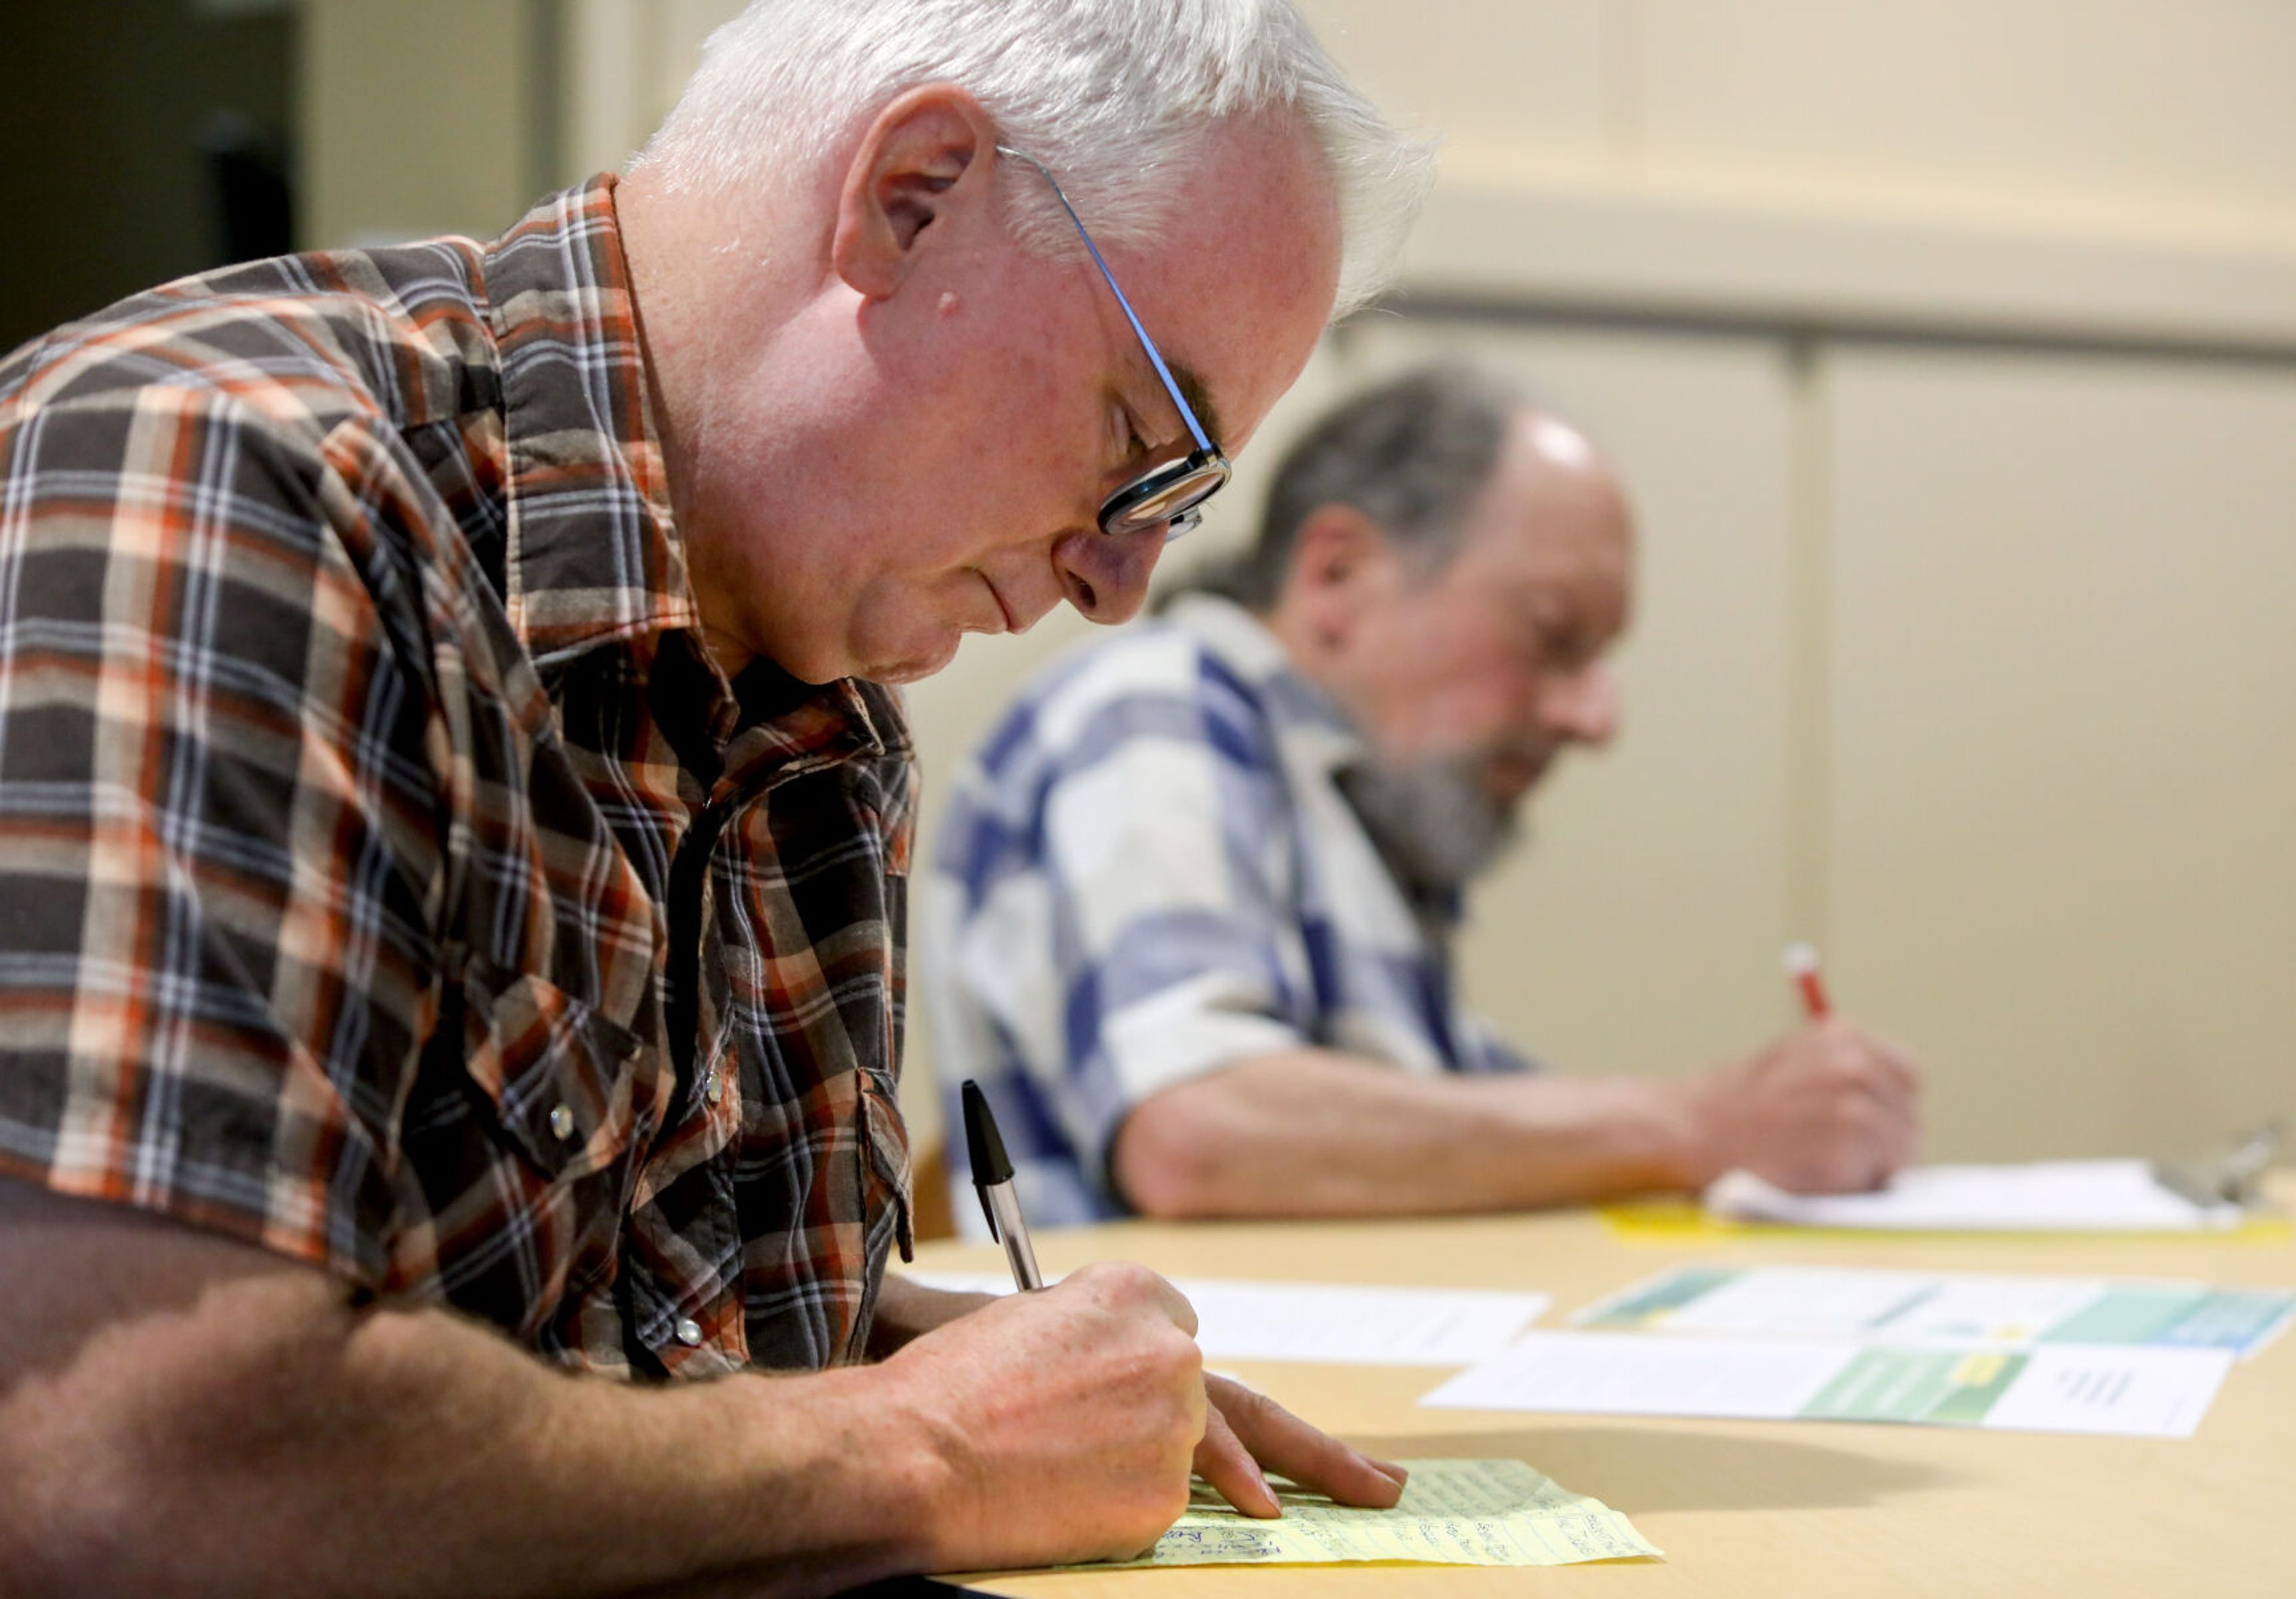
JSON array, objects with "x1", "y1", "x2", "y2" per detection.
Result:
[{"x1": 0, "y1": 178, "x2": 914, "y2": 1377}]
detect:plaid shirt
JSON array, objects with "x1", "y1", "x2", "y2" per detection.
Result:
[
  {"x1": 0, "y1": 178, "x2": 914, "y2": 1378},
  {"x1": 923, "y1": 593, "x2": 1531, "y2": 1230}
]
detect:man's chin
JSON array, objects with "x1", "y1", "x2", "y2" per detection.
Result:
[
  {"x1": 862, "y1": 631, "x2": 963, "y2": 686},
  {"x1": 1485, "y1": 754, "x2": 1553, "y2": 807}
]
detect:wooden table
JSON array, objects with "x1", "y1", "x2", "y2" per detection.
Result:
[{"x1": 917, "y1": 1180, "x2": 2296, "y2": 1597}]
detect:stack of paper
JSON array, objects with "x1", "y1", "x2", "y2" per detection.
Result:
[
  {"x1": 908, "y1": 1273, "x2": 1550, "y2": 1365},
  {"x1": 1705, "y1": 1160, "x2": 2249, "y2": 1232}
]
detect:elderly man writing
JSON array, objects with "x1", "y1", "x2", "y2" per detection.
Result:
[
  {"x1": 0, "y1": 2, "x2": 1429, "y2": 1592},
  {"x1": 928, "y1": 364, "x2": 1921, "y2": 1226}
]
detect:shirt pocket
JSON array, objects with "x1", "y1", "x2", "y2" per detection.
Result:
[{"x1": 444, "y1": 949, "x2": 652, "y2": 1338}]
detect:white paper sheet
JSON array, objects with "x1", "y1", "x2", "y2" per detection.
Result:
[
  {"x1": 1426, "y1": 1331, "x2": 1847, "y2": 1420},
  {"x1": 1421, "y1": 1331, "x2": 2235, "y2": 1439},
  {"x1": 1980, "y1": 1345, "x2": 2235, "y2": 1436},
  {"x1": 1705, "y1": 1159, "x2": 2249, "y2": 1232},
  {"x1": 909, "y1": 1272, "x2": 1550, "y2": 1365}
]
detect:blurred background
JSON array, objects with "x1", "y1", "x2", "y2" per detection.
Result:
[{"x1": 12, "y1": 0, "x2": 2291, "y2": 1185}]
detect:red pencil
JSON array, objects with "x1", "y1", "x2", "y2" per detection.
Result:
[{"x1": 1784, "y1": 942, "x2": 1833, "y2": 1020}]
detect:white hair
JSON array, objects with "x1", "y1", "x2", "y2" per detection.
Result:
[{"x1": 632, "y1": 0, "x2": 1433, "y2": 318}]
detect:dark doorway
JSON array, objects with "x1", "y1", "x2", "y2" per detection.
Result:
[{"x1": 0, "y1": 0, "x2": 297, "y2": 355}]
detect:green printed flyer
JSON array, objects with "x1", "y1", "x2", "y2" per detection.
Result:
[
  {"x1": 1421, "y1": 1331, "x2": 2236, "y2": 1438},
  {"x1": 1577, "y1": 1265, "x2": 2295, "y2": 1356}
]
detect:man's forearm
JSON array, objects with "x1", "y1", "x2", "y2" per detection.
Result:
[
  {"x1": 1110, "y1": 1051, "x2": 1708, "y2": 1218},
  {"x1": 867, "y1": 1275, "x2": 995, "y2": 1359},
  {"x1": 0, "y1": 1190, "x2": 939, "y2": 1599}
]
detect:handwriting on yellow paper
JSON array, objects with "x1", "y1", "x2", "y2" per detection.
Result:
[{"x1": 1103, "y1": 1458, "x2": 1659, "y2": 1569}]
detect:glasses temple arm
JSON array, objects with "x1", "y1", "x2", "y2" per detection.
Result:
[{"x1": 996, "y1": 146, "x2": 1217, "y2": 457}]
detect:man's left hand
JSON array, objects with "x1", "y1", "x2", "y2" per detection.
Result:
[{"x1": 1193, "y1": 1372, "x2": 1407, "y2": 1517}]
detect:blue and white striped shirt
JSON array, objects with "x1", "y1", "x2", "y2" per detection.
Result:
[{"x1": 923, "y1": 593, "x2": 1532, "y2": 1229}]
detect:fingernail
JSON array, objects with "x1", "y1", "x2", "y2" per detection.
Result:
[{"x1": 1373, "y1": 1458, "x2": 1410, "y2": 1484}]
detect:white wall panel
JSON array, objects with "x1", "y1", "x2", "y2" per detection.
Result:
[
  {"x1": 1298, "y1": 0, "x2": 1615, "y2": 172},
  {"x1": 1825, "y1": 347, "x2": 2296, "y2": 1161},
  {"x1": 301, "y1": 0, "x2": 536, "y2": 245},
  {"x1": 1638, "y1": 0, "x2": 2296, "y2": 241}
]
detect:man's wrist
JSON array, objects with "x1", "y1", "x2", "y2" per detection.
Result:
[
  {"x1": 719, "y1": 1361, "x2": 959, "y2": 1580},
  {"x1": 839, "y1": 1339, "x2": 986, "y2": 1570},
  {"x1": 1496, "y1": 1073, "x2": 1720, "y2": 1197},
  {"x1": 1644, "y1": 1072, "x2": 1730, "y2": 1191}
]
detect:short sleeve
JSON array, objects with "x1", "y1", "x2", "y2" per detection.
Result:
[{"x1": 0, "y1": 388, "x2": 447, "y2": 1286}]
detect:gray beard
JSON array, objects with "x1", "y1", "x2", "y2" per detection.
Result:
[{"x1": 1336, "y1": 755, "x2": 1524, "y2": 901}]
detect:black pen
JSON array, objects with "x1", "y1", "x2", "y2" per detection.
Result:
[{"x1": 961, "y1": 1079, "x2": 1044, "y2": 1290}]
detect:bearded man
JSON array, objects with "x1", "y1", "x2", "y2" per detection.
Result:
[{"x1": 929, "y1": 365, "x2": 1921, "y2": 1226}]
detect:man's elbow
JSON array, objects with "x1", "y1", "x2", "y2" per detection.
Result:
[{"x1": 1109, "y1": 1090, "x2": 1236, "y2": 1220}]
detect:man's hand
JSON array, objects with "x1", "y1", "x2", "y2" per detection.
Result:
[
  {"x1": 874, "y1": 1262, "x2": 1208, "y2": 1569},
  {"x1": 1687, "y1": 1017, "x2": 1922, "y2": 1192},
  {"x1": 872, "y1": 1265, "x2": 1405, "y2": 1569},
  {"x1": 1193, "y1": 1374, "x2": 1406, "y2": 1518}
]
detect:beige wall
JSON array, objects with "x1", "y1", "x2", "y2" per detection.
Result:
[
  {"x1": 459, "y1": 1, "x2": 2296, "y2": 1167},
  {"x1": 571, "y1": 1, "x2": 2296, "y2": 249},
  {"x1": 1313, "y1": 0, "x2": 2296, "y2": 248},
  {"x1": 1822, "y1": 348, "x2": 2296, "y2": 1159},
  {"x1": 301, "y1": 0, "x2": 545, "y2": 247}
]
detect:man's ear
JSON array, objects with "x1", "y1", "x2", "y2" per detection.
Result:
[
  {"x1": 832, "y1": 84, "x2": 998, "y2": 300},
  {"x1": 1285, "y1": 504, "x2": 1393, "y2": 652}
]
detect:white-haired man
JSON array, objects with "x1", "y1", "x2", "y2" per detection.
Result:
[
  {"x1": 929, "y1": 365, "x2": 1921, "y2": 1226},
  {"x1": 0, "y1": 3, "x2": 1428, "y2": 1591}
]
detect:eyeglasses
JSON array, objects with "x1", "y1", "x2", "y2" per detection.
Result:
[{"x1": 999, "y1": 146, "x2": 1231, "y2": 541}]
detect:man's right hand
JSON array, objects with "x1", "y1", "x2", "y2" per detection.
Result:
[
  {"x1": 876, "y1": 1261, "x2": 1208, "y2": 1570},
  {"x1": 1686, "y1": 1017, "x2": 1922, "y2": 1193}
]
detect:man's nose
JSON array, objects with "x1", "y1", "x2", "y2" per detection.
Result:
[
  {"x1": 1053, "y1": 525, "x2": 1163, "y2": 625},
  {"x1": 1541, "y1": 661, "x2": 1622, "y2": 747}
]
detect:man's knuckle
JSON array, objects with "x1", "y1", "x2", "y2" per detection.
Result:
[
  {"x1": 1099, "y1": 1260, "x2": 1154, "y2": 1294},
  {"x1": 1167, "y1": 1333, "x2": 1204, "y2": 1383}
]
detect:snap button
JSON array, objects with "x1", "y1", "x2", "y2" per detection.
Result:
[
  {"x1": 548, "y1": 1103, "x2": 576, "y2": 1142},
  {"x1": 705, "y1": 1069, "x2": 725, "y2": 1107},
  {"x1": 674, "y1": 1317, "x2": 705, "y2": 1348}
]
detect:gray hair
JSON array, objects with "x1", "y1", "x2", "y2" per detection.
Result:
[
  {"x1": 1192, "y1": 363, "x2": 1526, "y2": 611},
  {"x1": 632, "y1": 0, "x2": 1433, "y2": 318}
]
